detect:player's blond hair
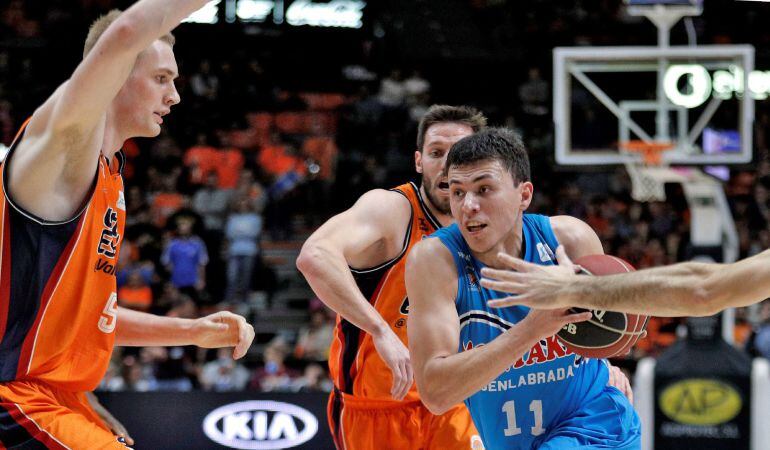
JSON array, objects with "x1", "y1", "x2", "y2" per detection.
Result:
[{"x1": 83, "y1": 9, "x2": 175, "y2": 58}]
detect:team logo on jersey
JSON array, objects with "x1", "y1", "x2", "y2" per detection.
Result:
[
  {"x1": 117, "y1": 190, "x2": 126, "y2": 211},
  {"x1": 98, "y1": 207, "x2": 121, "y2": 258},
  {"x1": 418, "y1": 217, "x2": 431, "y2": 233},
  {"x1": 536, "y1": 243, "x2": 553, "y2": 262},
  {"x1": 399, "y1": 297, "x2": 410, "y2": 315},
  {"x1": 466, "y1": 266, "x2": 479, "y2": 290}
]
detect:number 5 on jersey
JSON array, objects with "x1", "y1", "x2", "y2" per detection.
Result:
[
  {"x1": 98, "y1": 292, "x2": 118, "y2": 333},
  {"x1": 502, "y1": 399, "x2": 545, "y2": 437}
]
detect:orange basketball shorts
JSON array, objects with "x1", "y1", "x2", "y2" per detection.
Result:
[
  {"x1": 327, "y1": 389, "x2": 483, "y2": 450},
  {"x1": 0, "y1": 380, "x2": 129, "y2": 449}
]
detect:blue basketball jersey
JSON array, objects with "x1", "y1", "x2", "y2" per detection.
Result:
[{"x1": 431, "y1": 214, "x2": 641, "y2": 450}]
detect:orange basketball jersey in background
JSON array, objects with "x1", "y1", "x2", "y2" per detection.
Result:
[
  {"x1": 328, "y1": 182, "x2": 438, "y2": 402},
  {"x1": 326, "y1": 182, "x2": 480, "y2": 450},
  {"x1": 0, "y1": 126, "x2": 127, "y2": 448}
]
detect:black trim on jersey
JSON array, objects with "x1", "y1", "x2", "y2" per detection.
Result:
[
  {"x1": 339, "y1": 263, "x2": 386, "y2": 394},
  {"x1": 412, "y1": 182, "x2": 442, "y2": 230},
  {"x1": 330, "y1": 388, "x2": 343, "y2": 447},
  {"x1": 0, "y1": 206, "x2": 81, "y2": 382},
  {"x1": 0, "y1": 403, "x2": 48, "y2": 449},
  {"x1": 1, "y1": 127, "x2": 98, "y2": 227},
  {"x1": 459, "y1": 312, "x2": 512, "y2": 331},
  {"x1": 349, "y1": 187, "x2": 413, "y2": 275},
  {"x1": 339, "y1": 318, "x2": 361, "y2": 394},
  {"x1": 115, "y1": 150, "x2": 126, "y2": 174}
]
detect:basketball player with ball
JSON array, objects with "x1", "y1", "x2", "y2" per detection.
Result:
[{"x1": 405, "y1": 128, "x2": 642, "y2": 449}]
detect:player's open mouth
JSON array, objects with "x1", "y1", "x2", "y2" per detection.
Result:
[
  {"x1": 154, "y1": 113, "x2": 163, "y2": 124},
  {"x1": 438, "y1": 181, "x2": 449, "y2": 190},
  {"x1": 466, "y1": 221, "x2": 487, "y2": 233}
]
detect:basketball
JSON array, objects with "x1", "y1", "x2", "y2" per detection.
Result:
[{"x1": 555, "y1": 255, "x2": 649, "y2": 359}]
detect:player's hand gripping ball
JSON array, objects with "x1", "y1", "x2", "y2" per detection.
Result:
[{"x1": 555, "y1": 255, "x2": 649, "y2": 358}]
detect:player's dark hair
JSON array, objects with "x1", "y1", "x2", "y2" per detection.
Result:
[
  {"x1": 416, "y1": 105, "x2": 487, "y2": 152},
  {"x1": 446, "y1": 127, "x2": 531, "y2": 185}
]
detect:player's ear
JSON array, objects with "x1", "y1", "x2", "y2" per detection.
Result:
[
  {"x1": 519, "y1": 181, "x2": 534, "y2": 211},
  {"x1": 414, "y1": 150, "x2": 423, "y2": 174}
]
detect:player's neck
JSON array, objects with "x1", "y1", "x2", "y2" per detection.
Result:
[
  {"x1": 474, "y1": 219, "x2": 524, "y2": 268},
  {"x1": 419, "y1": 185, "x2": 453, "y2": 227},
  {"x1": 101, "y1": 114, "x2": 127, "y2": 162}
]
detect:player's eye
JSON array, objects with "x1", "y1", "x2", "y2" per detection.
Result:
[{"x1": 157, "y1": 75, "x2": 167, "y2": 83}]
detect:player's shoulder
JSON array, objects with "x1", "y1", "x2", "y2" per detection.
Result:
[
  {"x1": 351, "y1": 188, "x2": 412, "y2": 222},
  {"x1": 549, "y1": 215, "x2": 596, "y2": 243},
  {"x1": 407, "y1": 236, "x2": 454, "y2": 274},
  {"x1": 357, "y1": 188, "x2": 412, "y2": 209}
]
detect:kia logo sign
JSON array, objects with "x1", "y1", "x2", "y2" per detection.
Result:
[{"x1": 203, "y1": 401, "x2": 319, "y2": 449}]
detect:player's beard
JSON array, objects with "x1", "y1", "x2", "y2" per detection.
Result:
[{"x1": 421, "y1": 175, "x2": 451, "y2": 215}]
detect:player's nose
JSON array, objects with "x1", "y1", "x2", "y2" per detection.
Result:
[
  {"x1": 166, "y1": 85, "x2": 181, "y2": 106},
  {"x1": 462, "y1": 193, "x2": 480, "y2": 214}
]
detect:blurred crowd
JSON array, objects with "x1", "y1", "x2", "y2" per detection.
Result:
[{"x1": 0, "y1": 0, "x2": 769, "y2": 392}]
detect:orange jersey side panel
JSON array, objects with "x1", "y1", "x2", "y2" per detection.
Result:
[
  {"x1": 0, "y1": 135, "x2": 125, "y2": 392},
  {"x1": 328, "y1": 182, "x2": 441, "y2": 402}
]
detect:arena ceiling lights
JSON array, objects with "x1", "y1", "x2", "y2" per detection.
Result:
[{"x1": 184, "y1": 0, "x2": 366, "y2": 28}]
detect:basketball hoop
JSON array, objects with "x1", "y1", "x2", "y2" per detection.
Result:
[
  {"x1": 619, "y1": 140, "x2": 677, "y2": 202},
  {"x1": 619, "y1": 140, "x2": 674, "y2": 166}
]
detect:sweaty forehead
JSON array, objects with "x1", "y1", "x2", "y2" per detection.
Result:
[{"x1": 424, "y1": 122, "x2": 474, "y2": 146}]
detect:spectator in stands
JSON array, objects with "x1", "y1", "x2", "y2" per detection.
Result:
[
  {"x1": 378, "y1": 68, "x2": 407, "y2": 108},
  {"x1": 215, "y1": 133, "x2": 245, "y2": 189},
  {"x1": 117, "y1": 271, "x2": 154, "y2": 312},
  {"x1": 290, "y1": 363, "x2": 333, "y2": 393},
  {"x1": 294, "y1": 306, "x2": 334, "y2": 362},
  {"x1": 184, "y1": 132, "x2": 218, "y2": 185},
  {"x1": 121, "y1": 355, "x2": 156, "y2": 392},
  {"x1": 518, "y1": 66, "x2": 549, "y2": 118},
  {"x1": 224, "y1": 196, "x2": 263, "y2": 305},
  {"x1": 193, "y1": 171, "x2": 233, "y2": 233},
  {"x1": 162, "y1": 216, "x2": 209, "y2": 300},
  {"x1": 251, "y1": 339, "x2": 297, "y2": 392},
  {"x1": 200, "y1": 348, "x2": 251, "y2": 392},
  {"x1": 190, "y1": 59, "x2": 219, "y2": 101},
  {"x1": 143, "y1": 346, "x2": 195, "y2": 392},
  {"x1": 404, "y1": 69, "x2": 431, "y2": 106},
  {"x1": 150, "y1": 173, "x2": 186, "y2": 227}
]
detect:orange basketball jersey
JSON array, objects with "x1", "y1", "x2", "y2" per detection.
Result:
[
  {"x1": 0, "y1": 126, "x2": 125, "y2": 392},
  {"x1": 328, "y1": 182, "x2": 441, "y2": 402}
]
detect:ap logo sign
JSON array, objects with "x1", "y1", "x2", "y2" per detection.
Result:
[{"x1": 203, "y1": 401, "x2": 319, "y2": 449}]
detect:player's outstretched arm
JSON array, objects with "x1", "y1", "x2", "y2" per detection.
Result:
[
  {"x1": 405, "y1": 238, "x2": 592, "y2": 414},
  {"x1": 296, "y1": 189, "x2": 414, "y2": 400},
  {"x1": 115, "y1": 307, "x2": 255, "y2": 359},
  {"x1": 481, "y1": 232, "x2": 770, "y2": 317},
  {"x1": 9, "y1": 0, "x2": 209, "y2": 221}
]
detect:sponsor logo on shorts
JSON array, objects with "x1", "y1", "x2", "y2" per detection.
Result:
[{"x1": 202, "y1": 400, "x2": 318, "y2": 449}]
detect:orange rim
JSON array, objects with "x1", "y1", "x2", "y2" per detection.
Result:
[{"x1": 619, "y1": 140, "x2": 674, "y2": 165}]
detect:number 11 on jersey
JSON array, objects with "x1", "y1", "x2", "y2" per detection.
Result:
[{"x1": 502, "y1": 399, "x2": 545, "y2": 437}]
